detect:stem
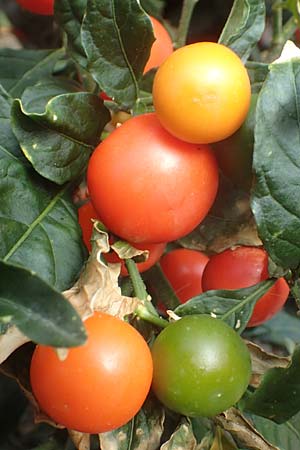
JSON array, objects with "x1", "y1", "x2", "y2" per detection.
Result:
[
  {"x1": 125, "y1": 258, "x2": 148, "y2": 300},
  {"x1": 125, "y1": 258, "x2": 170, "y2": 328},
  {"x1": 282, "y1": 16, "x2": 298, "y2": 42},
  {"x1": 135, "y1": 304, "x2": 169, "y2": 329},
  {"x1": 175, "y1": 0, "x2": 200, "y2": 48},
  {"x1": 272, "y1": 5, "x2": 284, "y2": 46}
]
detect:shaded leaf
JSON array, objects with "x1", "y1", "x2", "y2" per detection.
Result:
[
  {"x1": 250, "y1": 412, "x2": 300, "y2": 450},
  {"x1": 55, "y1": 0, "x2": 88, "y2": 67},
  {"x1": 251, "y1": 42, "x2": 300, "y2": 270},
  {"x1": 174, "y1": 280, "x2": 274, "y2": 334},
  {"x1": 0, "y1": 48, "x2": 64, "y2": 98},
  {"x1": 219, "y1": 0, "x2": 266, "y2": 62},
  {"x1": 244, "y1": 310, "x2": 300, "y2": 355},
  {"x1": 242, "y1": 345, "x2": 300, "y2": 423},
  {"x1": 246, "y1": 61, "x2": 269, "y2": 92},
  {"x1": 0, "y1": 261, "x2": 86, "y2": 349},
  {"x1": 0, "y1": 84, "x2": 22, "y2": 158},
  {"x1": 0, "y1": 153, "x2": 85, "y2": 290},
  {"x1": 81, "y1": 0, "x2": 155, "y2": 108},
  {"x1": 11, "y1": 92, "x2": 110, "y2": 184},
  {"x1": 99, "y1": 396, "x2": 164, "y2": 450},
  {"x1": 21, "y1": 78, "x2": 83, "y2": 114}
]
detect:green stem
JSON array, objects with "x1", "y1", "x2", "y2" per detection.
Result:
[
  {"x1": 125, "y1": 258, "x2": 170, "y2": 328},
  {"x1": 282, "y1": 15, "x2": 298, "y2": 42},
  {"x1": 175, "y1": 0, "x2": 200, "y2": 48},
  {"x1": 135, "y1": 304, "x2": 169, "y2": 329},
  {"x1": 272, "y1": 5, "x2": 284, "y2": 46},
  {"x1": 125, "y1": 258, "x2": 148, "y2": 301}
]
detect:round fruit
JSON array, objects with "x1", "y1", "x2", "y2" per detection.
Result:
[
  {"x1": 151, "y1": 314, "x2": 251, "y2": 417},
  {"x1": 16, "y1": 0, "x2": 54, "y2": 15},
  {"x1": 202, "y1": 246, "x2": 290, "y2": 327},
  {"x1": 87, "y1": 113, "x2": 218, "y2": 244},
  {"x1": 160, "y1": 248, "x2": 209, "y2": 303},
  {"x1": 30, "y1": 312, "x2": 153, "y2": 433},
  {"x1": 153, "y1": 42, "x2": 251, "y2": 144},
  {"x1": 144, "y1": 17, "x2": 173, "y2": 73}
]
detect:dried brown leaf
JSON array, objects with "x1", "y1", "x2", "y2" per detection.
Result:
[
  {"x1": 247, "y1": 341, "x2": 290, "y2": 388},
  {"x1": 214, "y1": 408, "x2": 280, "y2": 450}
]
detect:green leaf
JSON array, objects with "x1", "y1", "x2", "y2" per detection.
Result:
[
  {"x1": 11, "y1": 92, "x2": 110, "y2": 185},
  {"x1": 21, "y1": 78, "x2": 83, "y2": 114},
  {"x1": 81, "y1": 0, "x2": 155, "y2": 109},
  {"x1": 0, "y1": 84, "x2": 22, "y2": 159},
  {"x1": 219, "y1": 0, "x2": 266, "y2": 62},
  {"x1": 174, "y1": 280, "x2": 274, "y2": 334},
  {"x1": 99, "y1": 397, "x2": 164, "y2": 450},
  {"x1": 161, "y1": 419, "x2": 198, "y2": 450},
  {"x1": 55, "y1": 0, "x2": 88, "y2": 67},
  {"x1": 251, "y1": 52, "x2": 300, "y2": 270},
  {"x1": 243, "y1": 346, "x2": 300, "y2": 423},
  {"x1": 0, "y1": 153, "x2": 85, "y2": 291},
  {"x1": 250, "y1": 412, "x2": 300, "y2": 450},
  {"x1": 0, "y1": 49, "x2": 65, "y2": 98},
  {"x1": 244, "y1": 310, "x2": 300, "y2": 354},
  {"x1": 0, "y1": 261, "x2": 86, "y2": 347}
]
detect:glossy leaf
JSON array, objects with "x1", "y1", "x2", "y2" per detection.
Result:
[
  {"x1": 219, "y1": 0, "x2": 266, "y2": 62},
  {"x1": 251, "y1": 48, "x2": 300, "y2": 270},
  {"x1": 81, "y1": 0, "x2": 155, "y2": 108},
  {"x1": 11, "y1": 92, "x2": 110, "y2": 185},
  {"x1": 174, "y1": 280, "x2": 274, "y2": 333},
  {"x1": 0, "y1": 153, "x2": 85, "y2": 291},
  {"x1": 0, "y1": 261, "x2": 86, "y2": 347}
]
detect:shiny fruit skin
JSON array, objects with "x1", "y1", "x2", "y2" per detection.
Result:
[
  {"x1": 151, "y1": 314, "x2": 251, "y2": 417},
  {"x1": 87, "y1": 113, "x2": 219, "y2": 244},
  {"x1": 153, "y1": 42, "x2": 251, "y2": 144},
  {"x1": 30, "y1": 312, "x2": 153, "y2": 433}
]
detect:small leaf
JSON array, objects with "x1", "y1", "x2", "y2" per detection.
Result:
[
  {"x1": 0, "y1": 153, "x2": 85, "y2": 291},
  {"x1": 0, "y1": 48, "x2": 65, "y2": 97},
  {"x1": 0, "y1": 261, "x2": 86, "y2": 348},
  {"x1": 11, "y1": 93, "x2": 110, "y2": 184},
  {"x1": 174, "y1": 280, "x2": 274, "y2": 334},
  {"x1": 81, "y1": 0, "x2": 155, "y2": 108},
  {"x1": 99, "y1": 396, "x2": 165, "y2": 450},
  {"x1": 219, "y1": 0, "x2": 266, "y2": 62},
  {"x1": 251, "y1": 45, "x2": 300, "y2": 270},
  {"x1": 55, "y1": 0, "x2": 88, "y2": 67},
  {"x1": 242, "y1": 345, "x2": 300, "y2": 423}
]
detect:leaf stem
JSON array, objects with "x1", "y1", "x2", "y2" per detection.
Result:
[
  {"x1": 175, "y1": 0, "x2": 200, "y2": 48},
  {"x1": 125, "y1": 259, "x2": 169, "y2": 328},
  {"x1": 272, "y1": 4, "x2": 284, "y2": 46}
]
